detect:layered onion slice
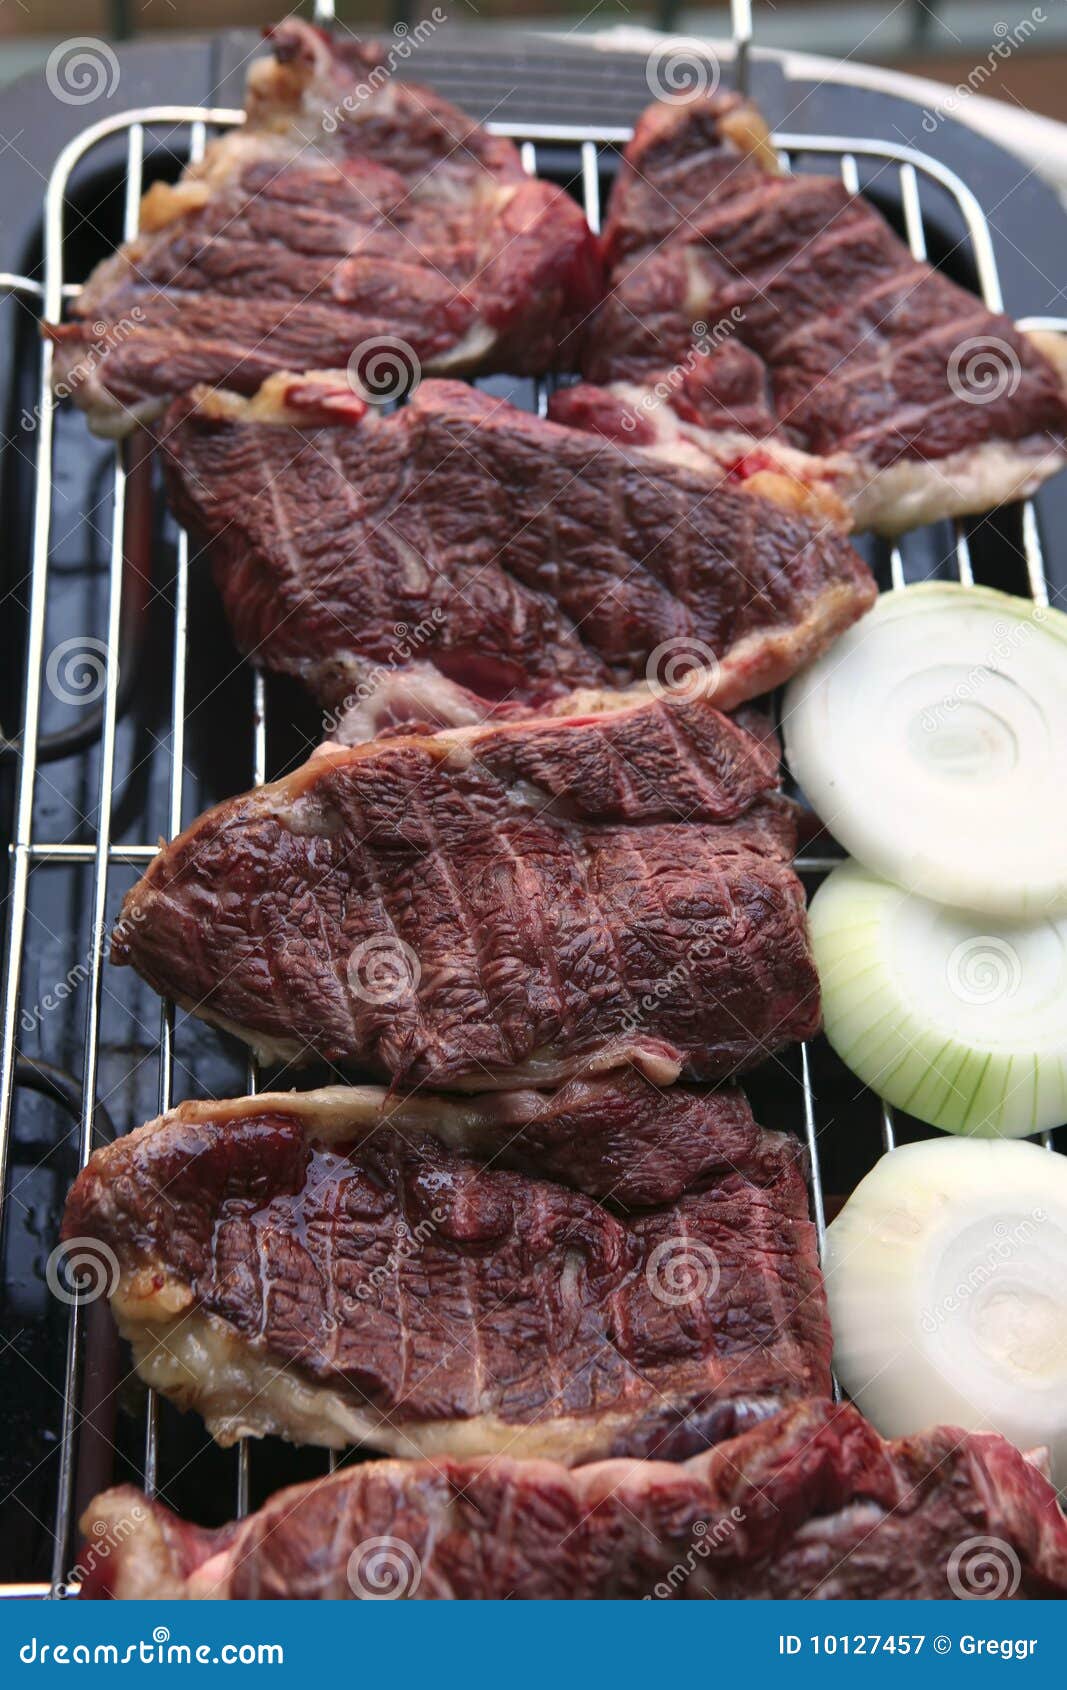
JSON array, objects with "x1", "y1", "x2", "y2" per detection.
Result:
[
  {"x1": 783, "y1": 584, "x2": 1067, "y2": 918},
  {"x1": 826, "y1": 1137, "x2": 1067, "y2": 1477}
]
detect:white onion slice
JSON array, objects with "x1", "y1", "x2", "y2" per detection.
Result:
[
  {"x1": 825, "y1": 1137, "x2": 1067, "y2": 1477},
  {"x1": 810, "y1": 861, "x2": 1067, "y2": 1137},
  {"x1": 783, "y1": 583, "x2": 1067, "y2": 917}
]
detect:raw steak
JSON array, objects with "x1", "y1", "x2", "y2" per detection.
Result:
[
  {"x1": 161, "y1": 371, "x2": 875, "y2": 727},
  {"x1": 48, "y1": 21, "x2": 601, "y2": 435},
  {"x1": 62, "y1": 1080, "x2": 830, "y2": 1462},
  {"x1": 563, "y1": 94, "x2": 1067, "y2": 534},
  {"x1": 79, "y1": 1399, "x2": 1067, "y2": 1598},
  {"x1": 110, "y1": 693, "x2": 820, "y2": 1085}
]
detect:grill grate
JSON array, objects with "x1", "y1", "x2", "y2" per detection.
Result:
[{"x1": 1, "y1": 83, "x2": 1065, "y2": 1598}]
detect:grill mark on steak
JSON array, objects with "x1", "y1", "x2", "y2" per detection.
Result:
[
  {"x1": 161, "y1": 374, "x2": 875, "y2": 727},
  {"x1": 499, "y1": 819, "x2": 588, "y2": 1055},
  {"x1": 62, "y1": 1084, "x2": 830, "y2": 1463},
  {"x1": 417, "y1": 774, "x2": 520, "y2": 1075},
  {"x1": 47, "y1": 21, "x2": 602, "y2": 436},
  {"x1": 571, "y1": 94, "x2": 1067, "y2": 535},
  {"x1": 78, "y1": 1399, "x2": 1067, "y2": 1598},
  {"x1": 110, "y1": 696, "x2": 817, "y2": 1086}
]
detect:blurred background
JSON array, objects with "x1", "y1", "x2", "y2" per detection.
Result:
[{"x1": 0, "y1": 1, "x2": 1065, "y2": 122}]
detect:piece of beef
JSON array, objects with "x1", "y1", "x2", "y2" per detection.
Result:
[
  {"x1": 567, "y1": 95, "x2": 1067, "y2": 534},
  {"x1": 63, "y1": 1069, "x2": 774, "y2": 1210},
  {"x1": 78, "y1": 1398, "x2": 1067, "y2": 1598},
  {"x1": 48, "y1": 21, "x2": 601, "y2": 436},
  {"x1": 160, "y1": 372, "x2": 875, "y2": 728},
  {"x1": 62, "y1": 1079, "x2": 829, "y2": 1462},
  {"x1": 110, "y1": 693, "x2": 820, "y2": 1086}
]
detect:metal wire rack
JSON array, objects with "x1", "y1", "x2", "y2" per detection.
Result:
[{"x1": 1, "y1": 49, "x2": 1065, "y2": 1599}]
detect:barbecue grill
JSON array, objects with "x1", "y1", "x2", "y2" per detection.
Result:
[{"x1": 1, "y1": 0, "x2": 1065, "y2": 1598}]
